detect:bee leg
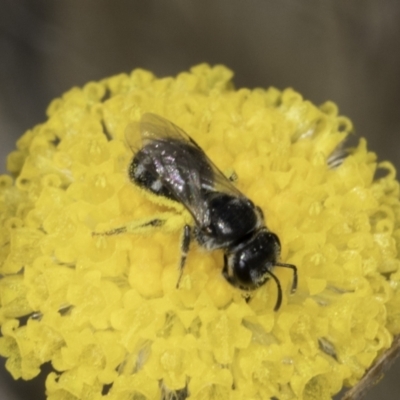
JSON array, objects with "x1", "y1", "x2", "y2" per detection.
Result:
[
  {"x1": 176, "y1": 225, "x2": 192, "y2": 288},
  {"x1": 92, "y1": 218, "x2": 164, "y2": 236},
  {"x1": 226, "y1": 169, "x2": 238, "y2": 182},
  {"x1": 275, "y1": 262, "x2": 298, "y2": 293},
  {"x1": 92, "y1": 212, "x2": 184, "y2": 237},
  {"x1": 243, "y1": 292, "x2": 252, "y2": 303}
]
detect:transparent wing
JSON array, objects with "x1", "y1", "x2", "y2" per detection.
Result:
[
  {"x1": 125, "y1": 120, "x2": 142, "y2": 154},
  {"x1": 126, "y1": 113, "x2": 203, "y2": 151},
  {"x1": 141, "y1": 113, "x2": 197, "y2": 144},
  {"x1": 140, "y1": 114, "x2": 245, "y2": 196},
  {"x1": 126, "y1": 113, "x2": 245, "y2": 226}
]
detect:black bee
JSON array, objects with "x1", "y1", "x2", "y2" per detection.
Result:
[{"x1": 126, "y1": 113, "x2": 297, "y2": 311}]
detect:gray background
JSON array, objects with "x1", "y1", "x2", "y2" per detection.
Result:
[{"x1": 1, "y1": 1, "x2": 400, "y2": 399}]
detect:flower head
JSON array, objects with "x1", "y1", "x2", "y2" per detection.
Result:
[{"x1": 1, "y1": 64, "x2": 400, "y2": 399}]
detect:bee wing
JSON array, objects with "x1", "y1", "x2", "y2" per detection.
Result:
[
  {"x1": 125, "y1": 120, "x2": 142, "y2": 153},
  {"x1": 126, "y1": 113, "x2": 246, "y2": 227},
  {"x1": 143, "y1": 113, "x2": 244, "y2": 193},
  {"x1": 125, "y1": 114, "x2": 209, "y2": 226},
  {"x1": 140, "y1": 113, "x2": 197, "y2": 143},
  {"x1": 125, "y1": 112, "x2": 205, "y2": 156}
]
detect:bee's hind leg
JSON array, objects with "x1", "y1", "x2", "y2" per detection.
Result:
[
  {"x1": 176, "y1": 225, "x2": 192, "y2": 288},
  {"x1": 92, "y1": 212, "x2": 184, "y2": 236}
]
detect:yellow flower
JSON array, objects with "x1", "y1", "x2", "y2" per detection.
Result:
[{"x1": 1, "y1": 64, "x2": 400, "y2": 400}]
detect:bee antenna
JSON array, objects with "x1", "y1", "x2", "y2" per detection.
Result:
[
  {"x1": 275, "y1": 262, "x2": 298, "y2": 293},
  {"x1": 266, "y1": 270, "x2": 282, "y2": 311}
]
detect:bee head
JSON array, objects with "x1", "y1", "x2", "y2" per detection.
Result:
[{"x1": 222, "y1": 229, "x2": 281, "y2": 291}]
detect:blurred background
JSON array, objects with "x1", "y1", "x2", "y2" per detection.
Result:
[{"x1": 0, "y1": 0, "x2": 400, "y2": 399}]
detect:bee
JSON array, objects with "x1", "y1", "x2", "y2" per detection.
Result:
[{"x1": 123, "y1": 113, "x2": 297, "y2": 311}]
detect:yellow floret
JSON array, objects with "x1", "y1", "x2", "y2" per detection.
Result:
[{"x1": 1, "y1": 64, "x2": 400, "y2": 400}]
